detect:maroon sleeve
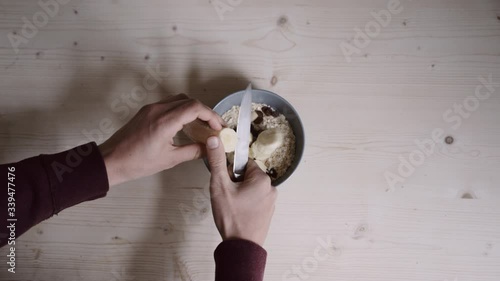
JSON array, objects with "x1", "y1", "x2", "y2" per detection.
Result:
[
  {"x1": 1, "y1": 142, "x2": 109, "y2": 247},
  {"x1": 214, "y1": 239, "x2": 267, "y2": 281}
]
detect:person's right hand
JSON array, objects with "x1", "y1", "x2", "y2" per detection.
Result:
[
  {"x1": 99, "y1": 94, "x2": 224, "y2": 187},
  {"x1": 206, "y1": 136, "x2": 278, "y2": 247}
]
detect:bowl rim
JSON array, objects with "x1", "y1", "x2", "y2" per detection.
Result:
[{"x1": 207, "y1": 88, "x2": 305, "y2": 187}]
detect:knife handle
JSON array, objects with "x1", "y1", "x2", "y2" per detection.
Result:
[{"x1": 182, "y1": 119, "x2": 220, "y2": 144}]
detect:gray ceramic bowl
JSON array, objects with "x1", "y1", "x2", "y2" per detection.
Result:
[{"x1": 205, "y1": 89, "x2": 305, "y2": 186}]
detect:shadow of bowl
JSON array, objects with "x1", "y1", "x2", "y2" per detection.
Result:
[{"x1": 204, "y1": 89, "x2": 305, "y2": 187}]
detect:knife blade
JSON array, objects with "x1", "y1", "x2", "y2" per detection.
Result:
[{"x1": 233, "y1": 83, "x2": 253, "y2": 179}]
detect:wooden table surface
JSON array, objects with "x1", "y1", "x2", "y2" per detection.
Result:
[{"x1": 1, "y1": 0, "x2": 500, "y2": 280}]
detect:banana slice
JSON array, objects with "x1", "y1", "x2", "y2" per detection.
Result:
[
  {"x1": 250, "y1": 128, "x2": 285, "y2": 161},
  {"x1": 219, "y1": 128, "x2": 238, "y2": 153},
  {"x1": 251, "y1": 111, "x2": 259, "y2": 121}
]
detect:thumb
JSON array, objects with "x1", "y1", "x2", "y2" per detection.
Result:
[
  {"x1": 244, "y1": 158, "x2": 267, "y2": 179},
  {"x1": 206, "y1": 136, "x2": 230, "y2": 184}
]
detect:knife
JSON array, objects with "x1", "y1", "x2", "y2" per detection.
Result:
[{"x1": 233, "y1": 83, "x2": 253, "y2": 180}]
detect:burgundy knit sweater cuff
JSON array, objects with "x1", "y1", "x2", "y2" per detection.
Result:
[
  {"x1": 0, "y1": 142, "x2": 109, "y2": 245},
  {"x1": 39, "y1": 142, "x2": 110, "y2": 214},
  {"x1": 214, "y1": 239, "x2": 267, "y2": 281}
]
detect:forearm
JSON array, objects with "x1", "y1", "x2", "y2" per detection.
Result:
[{"x1": 0, "y1": 142, "x2": 109, "y2": 247}]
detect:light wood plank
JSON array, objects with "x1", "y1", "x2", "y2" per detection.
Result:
[{"x1": 1, "y1": 0, "x2": 500, "y2": 280}]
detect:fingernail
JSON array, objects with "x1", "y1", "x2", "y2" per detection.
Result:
[{"x1": 207, "y1": 136, "x2": 219, "y2": 149}]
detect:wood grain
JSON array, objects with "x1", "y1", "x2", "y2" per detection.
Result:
[{"x1": 1, "y1": 0, "x2": 500, "y2": 280}]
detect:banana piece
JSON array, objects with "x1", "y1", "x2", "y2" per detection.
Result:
[
  {"x1": 220, "y1": 123, "x2": 253, "y2": 152},
  {"x1": 250, "y1": 128, "x2": 285, "y2": 161},
  {"x1": 219, "y1": 128, "x2": 238, "y2": 153},
  {"x1": 251, "y1": 111, "x2": 259, "y2": 121},
  {"x1": 182, "y1": 119, "x2": 218, "y2": 144},
  {"x1": 183, "y1": 108, "x2": 262, "y2": 155},
  {"x1": 182, "y1": 120, "x2": 238, "y2": 153}
]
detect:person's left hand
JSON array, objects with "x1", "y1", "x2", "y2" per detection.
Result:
[{"x1": 98, "y1": 94, "x2": 224, "y2": 186}]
